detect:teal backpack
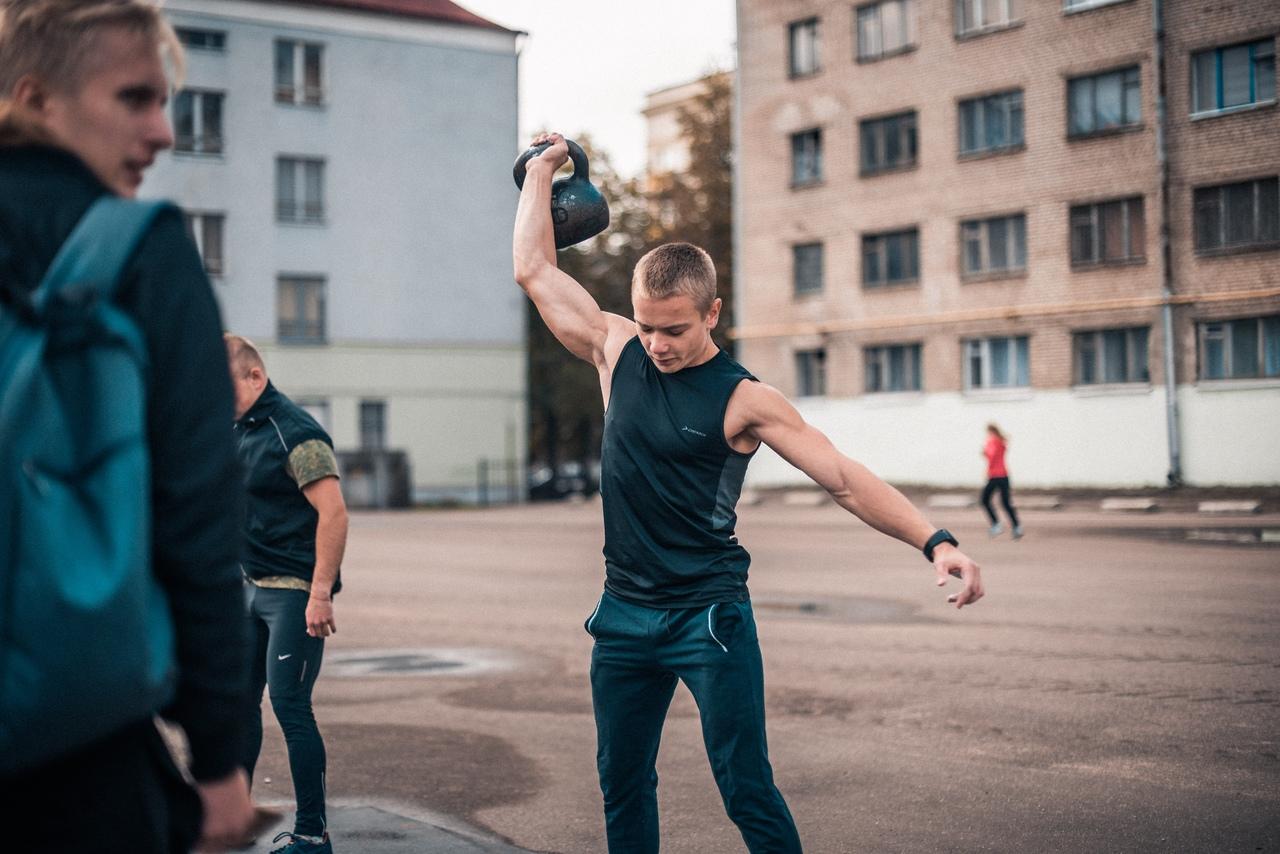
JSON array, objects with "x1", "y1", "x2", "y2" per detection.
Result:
[{"x1": 0, "y1": 197, "x2": 178, "y2": 775}]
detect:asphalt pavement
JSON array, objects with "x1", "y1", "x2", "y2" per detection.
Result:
[{"x1": 245, "y1": 499, "x2": 1280, "y2": 853}]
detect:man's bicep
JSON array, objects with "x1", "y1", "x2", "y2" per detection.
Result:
[
  {"x1": 524, "y1": 265, "x2": 611, "y2": 364},
  {"x1": 750, "y1": 388, "x2": 846, "y2": 491},
  {"x1": 301, "y1": 473, "x2": 345, "y2": 513}
]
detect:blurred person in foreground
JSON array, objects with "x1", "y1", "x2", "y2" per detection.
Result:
[
  {"x1": 0, "y1": 0, "x2": 252, "y2": 850},
  {"x1": 514, "y1": 132, "x2": 985, "y2": 853}
]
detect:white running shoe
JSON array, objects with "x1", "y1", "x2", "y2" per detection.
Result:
[
  {"x1": 1012, "y1": 525, "x2": 1024, "y2": 540},
  {"x1": 988, "y1": 523, "x2": 1004, "y2": 537}
]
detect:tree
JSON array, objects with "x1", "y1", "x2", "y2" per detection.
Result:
[{"x1": 647, "y1": 70, "x2": 734, "y2": 352}]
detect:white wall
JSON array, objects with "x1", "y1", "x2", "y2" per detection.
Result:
[{"x1": 747, "y1": 384, "x2": 1280, "y2": 489}]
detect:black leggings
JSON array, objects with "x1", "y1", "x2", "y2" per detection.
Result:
[
  {"x1": 243, "y1": 585, "x2": 327, "y2": 837},
  {"x1": 981, "y1": 477, "x2": 1020, "y2": 527}
]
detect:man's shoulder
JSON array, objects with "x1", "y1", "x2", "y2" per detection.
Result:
[{"x1": 271, "y1": 392, "x2": 333, "y2": 449}]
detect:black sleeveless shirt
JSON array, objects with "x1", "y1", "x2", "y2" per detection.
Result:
[{"x1": 600, "y1": 336, "x2": 757, "y2": 608}]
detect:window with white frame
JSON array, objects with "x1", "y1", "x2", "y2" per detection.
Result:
[
  {"x1": 1199, "y1": 316, "x2": 1280, "y2": 380},
  {"x1": 965, "y1": 335, "x2": 1030, "y2": 389},
  {"x1": 295, "y1": 397, "x2": 332, "y2": 433},
  {"x1": 857, "y1": 0, "x2": 915, "y2": 61},
  {"x1": 175, "y1": 27, "x2": 225, "y2": 52},
  {"x1": 1074, "y1": 327, "x2": 1150, "y2": 385},
  {"x1": 863, "y1": 228, "x2": 920, "y2": 286},
  {"x1": 276, "y1": 157, "x2": 325, "y2": 224},
  {"x1": 793, "y1": 243, "x2": 824, "y2": 295},
  {"x1": 1063, "y1": 0, "x2": 1128, "y2": 11},
  {"x1": 865, "y1": 343, "x2": 922, "y2": 392},
  {"x1": 955, "y1": 0, "x2": 1017, "y2": 36},
  {"x1": 359, "y1": 400, "x2": 387, "y2": 449},
  {"x1": 277, "y1": 276, "x2": 326, "y2": 344},
  {"x1": 860, "y1": 111, "x2": 917, "y2": 174},
  {"x1": 173, "y1": 90, "x2": 223, "y2": 155},
  {"x1": 789, "y1": 18, "x2": 821, "y2": 77},
  {"x1": 1068, "y1": 66, "x2": 1141, "y2": 136},
  {"x1": 275, "y1": 39, "x2": 324, "y2": 105},
  {"x1": 1194, "y1": 177, "x2": 1279, "y2": 253},
  {"x1": 1070, "y1": 197, "x2": 1146, "y2": 265},
  {"x1": 791, "y1": 128, "x2": 823, "y2": 186},
  {"x1": 961, "y1": 214, "x2": 1026, "y2": 276},
  {"x1": 795, "y1": 349, "x2": 827, "y2": 397},
  {"x1": 959, "y1": 90, "x2": 1023, "y2": 155},
  {"x1": 183, "y1": 211, "x2": 225, "y2": 277},
  {"x1": 1192, "y1": 39, "x2": 1276, "y2": 115}
]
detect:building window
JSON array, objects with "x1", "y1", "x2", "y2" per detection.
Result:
[
  {"x1": 1070, "y1": 197, "x2": 1145, "y2": 266},
  {"x1": 961, "y1": 214, "x2": 1026, "y2": 276},
  {"x1": 1074, "y1": 327, "x2": 1150, "y2": 385},
  {"x1": 789, "y1": 18, "x2": 821, "y2": 77},
  {"x1": 275, "y1": 39, "x2": 324, "y2": 105},
  {"x1": 959, "y1": 90, "x2": 1023, "y2": 155},
  {"x1": 793, "y1": 243, "x2": 824, "y2": 295},
  {"x1": 359, "y1": 400, "x2": 387, "y2": 449},
  {"x1": 1192, "y1": 39, "x2": 1276, "y2": 115},
  {"x1": 277, "y1": 276, "x2": 326, "y2": 344},
  {"x1": 1200, "y1": 316, "x2": 1280, "y2": 380},
  {"x1": 1194, "y1": 177, "x2": 1279, "y2": 253},
  {"x1": 795, "y1": 349, "x2": 827, "y2": 397},
  {"x1": 1068, "y1": 66, "x2": 1141, "y2": 136},
  {"x1": 175, "y1": 27, "x2": 226, "y2": 52},
  {"x1": 276, "y1": 157, "x2": 325, "y2": 224},
  {"x1": 860, "y1": 111, "x2": 917, "y2": 174},
  {"x1": 172, "y1": 90, "x2": 223, "y2": 155},
  {"x1": 183, "y1": 211, "x2": 225, "y2": 277},
  {"x1": 857, "y1": 0, "x2": 915, "y2": 61},
  {"x1": 1063, "y1": 0, "x2": 1128, "y2": 11},
  {"x1": 791, "y1": 128, "x2": 823, "y2": 186},
  {"x1": 295, "y1": 397, "x2": 332, "y2": 433},
  {"x1": 965, "y1": 335, "x2": 1030, "y2": 389},
  {"x1": 865, "y1": 343, "x2": 923, "y2": 392},
  {"x1": 862, "y1": 228, "x2": 920, "y2": 287},
  {"x1": 955, "y1": 0, "x2": 1017, "y2": 36}
]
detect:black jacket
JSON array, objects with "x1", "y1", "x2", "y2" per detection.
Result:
[
  {"x1": 0, "y1": 144, "x2": 246, "y2": 782},
  {"x1": 235, "y1": 381, "x2": 341, "y2": 591}
]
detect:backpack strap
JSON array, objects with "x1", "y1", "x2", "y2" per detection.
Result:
[{"x1": 33, "y1": 196, "x2": 173, "y2": 311}]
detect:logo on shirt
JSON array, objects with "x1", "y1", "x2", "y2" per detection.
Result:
[{"x1": 681, "y1": 426, "x2": 707, "y2": 438}]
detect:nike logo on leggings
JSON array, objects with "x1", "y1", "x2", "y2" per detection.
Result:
[{"x1": 278, "y1": 654, "x2": 292, "y2": 660}]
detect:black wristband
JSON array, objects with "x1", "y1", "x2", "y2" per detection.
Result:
[{"x1": 922, "y1": 528, "x2": 959, "y2": 562}]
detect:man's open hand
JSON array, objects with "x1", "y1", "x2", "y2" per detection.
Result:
[{"x1": 933, "y1": 544, "x2": 984, "y2": 609}]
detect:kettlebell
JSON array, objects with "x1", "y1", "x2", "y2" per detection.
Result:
[{"x1": 513, "y1": 138, "x2": 610, "y2": 249}]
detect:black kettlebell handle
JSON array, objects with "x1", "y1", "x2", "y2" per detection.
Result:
[{"x1": 513, "y1": 138, "x2": 590, "y2": 190}]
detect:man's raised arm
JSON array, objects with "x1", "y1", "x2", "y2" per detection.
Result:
[{"x1": 513, "y1": 133, "x2": 632, "y2": 371}]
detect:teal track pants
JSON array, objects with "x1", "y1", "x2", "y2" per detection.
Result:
[{"x1": 587, "y1": 590, "x2": 802, "y2": 853}]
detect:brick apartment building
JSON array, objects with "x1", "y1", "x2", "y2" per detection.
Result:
[{"x1": 733, "y1": 0, "x2": 1278, "y2": 488}]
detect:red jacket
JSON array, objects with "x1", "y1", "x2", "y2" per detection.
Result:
[{"x1": 985, "y1": 436, "x2": 1008, "y2": 478}]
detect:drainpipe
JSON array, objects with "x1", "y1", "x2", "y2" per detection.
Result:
[{"x1": 1153, "y1": 0, "x2": 1182, "y2": 486}]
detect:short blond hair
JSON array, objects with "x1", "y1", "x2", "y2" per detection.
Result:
[
  {"x1": 632, "y1": 242, "x2": 717, "y2": 315},
  {"x1": 0, "y1": 0, "x2": 183, "y2": 97},
  {"x1": 224, "y1": 333, "x2": 266, "y2": 379}
]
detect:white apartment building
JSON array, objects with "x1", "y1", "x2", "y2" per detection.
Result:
[{"x1": 144, "y1": 0, "x2": 526, "y2": 503}]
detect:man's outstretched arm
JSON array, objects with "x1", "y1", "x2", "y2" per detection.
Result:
[
  {"x1": 733, "y1": 382, "x2": 984, "y2": 608},
  {"x1": 512, "y1": 132, "x2": 632, "y2": 372}
]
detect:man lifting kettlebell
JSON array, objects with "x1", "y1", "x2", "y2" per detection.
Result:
[{"x1": 512, "y1": 132, "x2": 985, "y2": 854}]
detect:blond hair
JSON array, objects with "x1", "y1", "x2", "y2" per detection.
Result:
[
  {"x1": 632, "y1": 242, "x2": 717, "y2": 315},
  {"x1": 0, "y1": 0, "x2": 183, "y2": 98},
  {"x1": 224, "y1": 333, "x2": 266, "y2": 379}
]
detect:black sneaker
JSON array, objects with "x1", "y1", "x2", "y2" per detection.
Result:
[{"x1": 269, "y1": 831, "x2": 333, "y2": 853}]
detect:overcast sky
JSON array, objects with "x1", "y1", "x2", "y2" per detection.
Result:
[{"x1": 456, "y1": 0, "x2": 737, "y2": 177}]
